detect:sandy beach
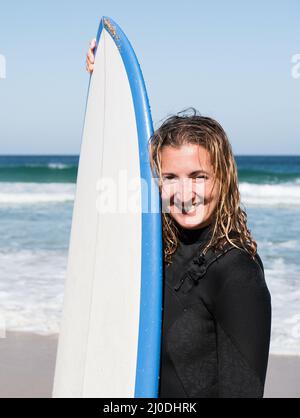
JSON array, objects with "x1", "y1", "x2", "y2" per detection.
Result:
[{"x1": 0, "y1": 331, "x2": 299, "y2": 398}]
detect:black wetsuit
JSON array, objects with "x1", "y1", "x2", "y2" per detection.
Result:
[{"x1": 158, "y1": 223, "x2": 272, "y2": 398}]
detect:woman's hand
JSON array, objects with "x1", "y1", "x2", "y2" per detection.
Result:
[{"x1": 86, "y1": 38, "x2": 96, "y2": 73}]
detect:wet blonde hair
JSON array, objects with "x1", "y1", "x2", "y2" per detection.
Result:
[{"x1": 148, "y1": 108, "x2": 257, "y2": 266}]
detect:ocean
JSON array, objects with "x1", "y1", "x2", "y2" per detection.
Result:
[{"x1": 0, "y1": 155, "x2": 299, "y2": 355}]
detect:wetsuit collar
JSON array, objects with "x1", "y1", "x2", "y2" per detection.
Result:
[{"x1": 177, "y1": 222, "x2": 213, "y2": 245}]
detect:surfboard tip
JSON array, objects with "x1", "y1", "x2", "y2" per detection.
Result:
[{"x1": 102, "y1": 16, "x2": 120, "y2": 42}]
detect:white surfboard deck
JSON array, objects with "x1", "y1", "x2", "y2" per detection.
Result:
[{"x1": 53, "y1": 20, "x2": 153, "y2": 398}]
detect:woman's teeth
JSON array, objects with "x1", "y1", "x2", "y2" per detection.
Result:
[
  {"x1": 183, "y1": 201, "x2": 201, "y2": 213},
  {"x1": 185, "y1": 204, "x2": 197, "y2": 213},
  {"x1": 173, "y1": 199, "x2": 203, "y2": 214}
]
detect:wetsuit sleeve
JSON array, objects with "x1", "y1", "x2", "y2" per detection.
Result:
[{"x1": 214, "y1": 250, "x2": 272, "y2": 398}]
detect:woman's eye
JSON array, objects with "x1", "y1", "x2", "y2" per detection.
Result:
[
  {"x1": 161, "y1": 175, "x2": 208, "y2": 183},
  {"x1": 162, "y1": 176, "x2": 177, "y2": 182}
]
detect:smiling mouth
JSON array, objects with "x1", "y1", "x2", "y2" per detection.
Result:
[{"x1": 174, "y1": 199, "x2": 203, "y2": 214}]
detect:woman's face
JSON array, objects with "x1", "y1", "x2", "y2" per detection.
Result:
[{"x1": 160, "y1": 144, "x2": 219, "y2": 229}]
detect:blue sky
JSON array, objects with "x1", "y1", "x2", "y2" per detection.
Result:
[{"x1": 0, "y1": 0, "x2": 299, "y2": 155}]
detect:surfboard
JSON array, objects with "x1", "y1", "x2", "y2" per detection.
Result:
[{"x1": 53, "y1": 16, "x2": 163, "y2": 398}]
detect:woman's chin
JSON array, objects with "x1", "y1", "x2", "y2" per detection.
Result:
[{"x1": 172, "y1": 211, "x2": 206, "y2": 229}]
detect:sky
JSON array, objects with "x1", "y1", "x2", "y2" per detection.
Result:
[{"x1": 0, "y1": 0, "x2": 299, "y2": 155}]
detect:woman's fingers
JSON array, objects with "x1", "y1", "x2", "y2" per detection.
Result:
[
  {"x1": 86, "y1": 57, "x2": 94, "y2": 74},
  {"x1": 86, "y1": 38, "x2": 96, "y2": 73},
  {"x1": 90, "y1": 38, "x2": 96, "y2": 50},
  {"x1": 87, "y1": 48, "x2": 95, "y2": 64}
]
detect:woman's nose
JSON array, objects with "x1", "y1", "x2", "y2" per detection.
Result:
[{"x1": 176, "y1": 178, "x2": 194, "y2": 204}]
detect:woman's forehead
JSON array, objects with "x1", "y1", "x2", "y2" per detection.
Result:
[{"x1": 161, "y1": 144, "x2": 212, "y2": 173}]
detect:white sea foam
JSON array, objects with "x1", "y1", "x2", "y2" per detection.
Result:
[
  {"x1": 262, "y1": 239, "x2": 299, "y2": 250},
  {"x1": 0, "y1": 182, "x2": 75, "y2": 205},
  {"x1": 0, "y1": 249, "x2": 66, "y2": 335},
  {"x1": 47, "y1": 163, "x2": 71, "y2": 170},
  {"x1": 240, "y1": 182, "x2": 300, "y2": 207},
  {"x1": 264, "y1": 257, "x2": 300, "y2": 355}
]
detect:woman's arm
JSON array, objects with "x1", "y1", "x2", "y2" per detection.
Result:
[{"x1": 214, "y1": 250, "x2": 272, "y2": 398}]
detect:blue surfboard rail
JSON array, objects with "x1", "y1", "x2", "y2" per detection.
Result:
[{"x1": 96, "y1": 17, "x2": 163, "y2": 398}]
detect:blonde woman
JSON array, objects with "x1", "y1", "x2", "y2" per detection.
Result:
[{"x1": 87, "y1": 47, "x2": 272, "y2": 398}]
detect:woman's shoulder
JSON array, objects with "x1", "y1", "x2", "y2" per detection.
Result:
[
  {"x1": 219, "y1": 244, "x2": 264, "y2": 269},
  {"x1": 210, "y1": 244, "x2": 268, "y2": 292}
]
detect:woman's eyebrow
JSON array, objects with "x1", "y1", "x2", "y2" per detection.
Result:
[
  {"x1": 189, "y1": 170, "x2": 210, "y2": 176},
  {"x1": 162, "y1": 170, "x2": 209, "y2": 176}
]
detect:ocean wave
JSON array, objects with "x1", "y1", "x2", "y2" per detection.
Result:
[
  {"x1": 23, "y1": 163, "x2": 72, "y2": 170},
  {"x1": 0, "y1": 163, "x2": 77, "y2": 183},
  {"x1": 240, "y1": 182, "x2": 300, "y2": 207},
  {"x1": 236, "y1": 156, "x2": 300, "y2": 184},
  {"x1": 238, "y1": 169, "x2": 300, "y2": 184},
  {"x1": 0, "y1": 182, "x2": 75, "y2": 205}
]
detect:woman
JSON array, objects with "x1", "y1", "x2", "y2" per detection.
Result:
[{"x1": 86, "y1": 44, "x2": 272, "y2": 398}]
